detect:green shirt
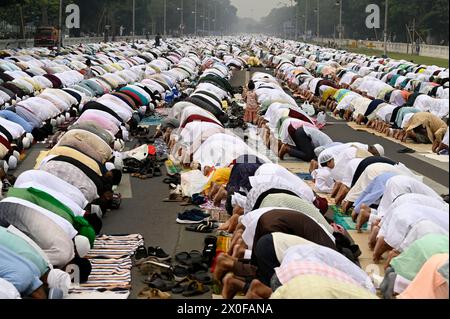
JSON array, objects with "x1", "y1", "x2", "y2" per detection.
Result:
[
  {"x1": 391, "y1": 234, "x2": 449, "y2": 281},
  {"x1": 8, "y1": 187, "x2": 96, "y2": 246}
]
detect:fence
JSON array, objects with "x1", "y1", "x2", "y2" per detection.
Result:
[
  {"x1": 0, "y1": 35, "x2": 149, "y2": 50},
  {"x1": 312, "y1": 37, "x2": 449, "y2": 60}
]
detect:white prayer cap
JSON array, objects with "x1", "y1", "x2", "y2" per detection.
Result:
[
  {"x1": 65, "y1": 112, "x2": 71, "y2": 121},
  {"x1": 319, "y1": 152, "x2": 334, "y2": 166},
  {"x1": 50, "y1": 118, "x2": 57, "y2": 127},
  {"x1": 314, "y1": 146, "x2": 326, "y2": 158},
  {"x1": 373, "y1": 144, "x2": 385, "y2": 156},
  {"x1": 105, "y1": 162, "x2": 115, "y2": 171},
  {"x1": 114, "y1": 139, "x2": 125, "y2": 151},
  {"x1": 74, "y1": 235, "x2": 90, "y2": 258},
  {"x1": 12, "y1": 150, "x2": 20, "y2": 160},
  {"x1": 0, "y1": 160, "x2": 8, "y2": 173},
  {"x1": 22, "y1": 136, "x2": 31, "y2": 149},
  {"x1": 47, "y1": 269, "x2": 71, "y2": 297},
  {"x1": 0, "y1": 278, "x2": 21, "y2": 299},
  {"x1": 7, "y1": 156, "x2": 18, "y2": 170},
  {"x1": 26, "y1": 133, "x2": 34, "y2": 143},
  {"x1": 114, "y1": 156, "x2": 124, "y2": 171}
]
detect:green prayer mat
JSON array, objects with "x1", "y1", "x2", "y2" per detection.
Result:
[
  {"x1": 331, "y1": 205, "x2": 368, "y2": 231},
  {"x1": 140, "y1": 116, "x2": 163, "y2": 126}
]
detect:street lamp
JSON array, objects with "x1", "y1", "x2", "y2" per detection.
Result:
[
  {"x1": 336, "y1": 0, "x2": 343, "y2": 41},
  {"x1": 313, "y1": 0, "x2": 320, "y2": 38},
  {"x1": 383, "y1": 0, "x2": 389, "y2": 56},
  {"x1": 58, "y1": 0, "x2": 63, "y2": 51},
  {"x1": 193, "y1": 0, "x2": 198, "y2": 36},
  {"x1": 163, "y1": 0, "x2": 167, "y2": 37},
  {"x1": 304, "y1": 0, "x2": 308, "y2": 39},
  {"x1": 176, "y1": 0, "x2": 184, "y2": 36},
  {"x1": 132, "y1": 0, "x2": 135, "y2": 42}
]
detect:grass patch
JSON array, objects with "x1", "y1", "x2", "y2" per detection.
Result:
[{"x1": 345, "y1": 47, "x2": 449, "y2": 68}]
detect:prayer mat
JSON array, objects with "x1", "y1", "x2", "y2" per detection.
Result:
[
  {"x1": 139, "y1": 116, "x2": 162, "y2": 127},
  {"x1": 67, "y1": 234, "x2": 144, "y2": 299},
  {"x1": 346, "y1": 122, "x2": 433, "y2": 154},
  {"x1": 296, "y1": 172, "x2": 313, "y2": 180},
  {"x1": 331, "y1": 205, "x2": 368, "y2": 231},
  {"x1": 422, "y1": 153, "x2": 449, "y2": 163}
]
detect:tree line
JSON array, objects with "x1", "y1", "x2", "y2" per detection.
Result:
[
  {"x1": 0, "y1": 0, "x2": 239, "y2": 39},
  {"x1": 260, "y1": 0, "x2": 448, "y2": 45}
]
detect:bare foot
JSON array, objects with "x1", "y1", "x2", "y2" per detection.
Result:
[
  {"x1": 228, "y1": 230, "x2": 243, "y2": 255},
  {"x1": 228, "y1": 214, "x2": 240, "y2": 233},
  {"x1": 356, "y1": 204, "x2": 371, "y2": 233},
  {"x1": 214, "y1": 253, "x2": 237, "y2": 282},
  {"x1": 222, "y1": 273, "x2": 246, "y2": 299},
  {"x1": 232, "y1": 239, "x2": 246, "y2": 259},
  {"x1": 341, "y1": 201, "x2": 353, "y2": 213},
  {"x1": 218, "y1": 219, "x2": 231, "y2": 231},
  {"x1": 373, "y1": 236, "x2": 392, "y2": 263},
  {"x1": 245, "y1": 280, "x2": 273, "y2": 299},
  {"x1": 368, "y1": 225, "x2": 380, "y2": 250}
]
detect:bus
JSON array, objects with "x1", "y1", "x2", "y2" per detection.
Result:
[{"x1": 34, "y1": 26, "x2": 60, "y2": 48}]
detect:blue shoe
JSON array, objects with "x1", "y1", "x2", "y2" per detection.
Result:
[{"x1": 176, "y1": 211, "x2": 208, "y2": 224}]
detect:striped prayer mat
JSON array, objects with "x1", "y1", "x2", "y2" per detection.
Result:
[{"x1": 67, "y1": 234, "x2": 144, "y2": 299}]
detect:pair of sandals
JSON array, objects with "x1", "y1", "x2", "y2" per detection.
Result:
[
  {"x1": 138, "y1": 287, "x2": 171, "y2": 299},
  {"x1": 172, "y1": 277, "x2": 210, "y2": 296},
  {"x1": 185, "y1": 221, "x2": 218, "y2": 234},
  {"x1": 131, "y1": 165, "x2": 162, "y2": 179}
]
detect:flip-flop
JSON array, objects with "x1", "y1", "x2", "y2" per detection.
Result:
[
  {"x1": 193, "y1": 271, "x2": 213, "y2": 285},
  {"x1": 171, "y1": 278, "x2": 192, "y2": 294},
  {"x1": 182, "y1": 281, "x2": 210, "y2": 297},
  {"x1": 397, "y1": 148, "x2": 416, "y2": 154},
  {"x1": 175, "y1": 252, "x2": 191, "y2": 265},
  {"x1": 135, "y1": 245, "x2": 148, "y2": 260},
  {"x1": 173, "y1": 265, "x2": 189, "y2": 282},
  {"x1": 153, "y1": 166, "x2": 162, "y2": 177},
  {"x1": 185, "y1": 224, "x2": 214, "y2": 233}
]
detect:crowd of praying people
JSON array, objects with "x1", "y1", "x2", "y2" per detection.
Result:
[
  {"x1": 0, "y1": 35, "x2": 448, "y2": 300},
  {"x1": 162, "y1": 37, "x2": 448, "y2": 299}
]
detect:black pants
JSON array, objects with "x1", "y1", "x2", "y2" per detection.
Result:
[
  {"x1": 288, "y1": 127, "x2": 315, "y2": 161},
  {"x1": 252, "y1": 234, "x2": 280, "y2": 287}
]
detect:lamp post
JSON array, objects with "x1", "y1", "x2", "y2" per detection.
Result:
[
  {"x1": 336, "y1": 0, "x2": 343, "y2": 41},
  {"x1": 383, "y1": 0, "x2": 389, "y2": 56},
  {"x1": 132, "y1": 0, "x2": 135, "y2": 42},
  {"x1": 176, "y1": 0, "x2": 184, "y2": 36},
  {"x1": 316, "y1": 0, "x2": 320, "y2": 38},
  {"x1": 194, "y1": 0, "x2": 198, "y2": 36},
  {"x1": 304, "y1": 0, "x2": 308, "y2": 39},
  {"x1": 58, "y1": 0, "x2": 63, "y2": 51},
  {"x1": 163, "y1": 0, "x2": 167, "y2": 36}
]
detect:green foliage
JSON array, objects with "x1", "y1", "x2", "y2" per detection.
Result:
[
  {"x1": 0, "y1": 0, "x2": 239, "y2": 38},
  {"x1": 260, "y1": 0, "x2": 448, "y2": 45}
]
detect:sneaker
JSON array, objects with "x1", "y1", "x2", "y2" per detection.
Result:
[
  {"x1": 176, "y1": 211, "x2": 209, "y2": 224},
  {"x1": 148, "y1": 247, "x2": 171, "y2": 261}
]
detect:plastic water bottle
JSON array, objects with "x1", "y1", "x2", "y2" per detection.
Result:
[{"x1": 317, "y1": 111, "x2": 327, "y2": 126}]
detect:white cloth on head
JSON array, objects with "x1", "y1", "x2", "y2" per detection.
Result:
[
  {"x1": 0, "y1": 278, "x2": 21, "y2": 299},
  {"x1": 47, "y1": 269, "x2": 71, "y2": 296},
  {"x1": 74, "y1": 235, "x2": 90, "y2": 258}
]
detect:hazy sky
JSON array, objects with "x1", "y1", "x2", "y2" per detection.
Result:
[{"x1": 230, "y1": 0, "x2": 290, "y2": 21}]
